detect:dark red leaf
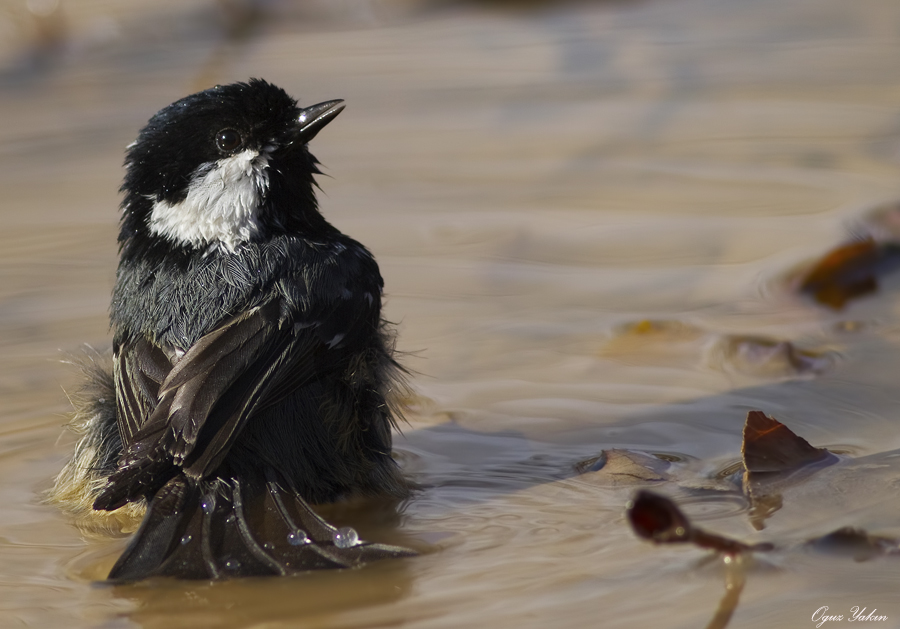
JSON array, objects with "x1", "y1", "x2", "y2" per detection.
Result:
[
  {"x1": 627, "y1": 490, "x2": 691, "y2": 543},
  {"x1": 627, "y1": 491, "x2": 771, "y2": 554}
]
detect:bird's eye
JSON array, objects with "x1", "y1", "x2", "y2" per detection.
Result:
[{"x1": 215, "y1": 129, "x2": 242, "y2": 153}]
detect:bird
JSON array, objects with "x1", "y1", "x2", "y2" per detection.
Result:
[{"x1": 49, "y1": 79, "x2": 415, "y2": 580}]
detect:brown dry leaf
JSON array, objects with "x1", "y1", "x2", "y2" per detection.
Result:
[
  {"x1": 742, "y1": 411, "x2": 832, "y2": 475},
  {"x1": 798, "y1": 238, "x2": 900, "y2": 309},
  {"x1": 742, "y1": 411, "x2": 836, "y2": 529}
]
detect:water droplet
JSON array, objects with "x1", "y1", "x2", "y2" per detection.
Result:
[
  {"x1": 180, "y1": 534, "x2": 192, "y2": 545},
  {"x1": 226, "y1": 514, "x2": 236, "y2": 524},
  {"x1": 201, "y1": 502, "x2": 212, "y2": 514},
  {"x1": 287, "y1": 530, "x2": 309, "y2": 546},
  {"x1": 333, "y1": 526, "x2": 359, "y2": 548},
  {"x1": 225, "y1": 559, "x2": 241, "y2": 570},
  {"x1": 263, "y1": 542, "x2": 275, "y2": 550}
]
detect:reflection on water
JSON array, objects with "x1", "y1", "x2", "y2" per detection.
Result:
[
  {"x1": 112, "y1": 560, "x2": 415, "y2": 629},
  {"x1": 3, "y1": 0, "x2": 900, "y2": 627}
]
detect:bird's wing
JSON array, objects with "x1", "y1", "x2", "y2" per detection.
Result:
[
  {"x1": 94, "y1": 297, "x2": 357, "y2": 511},
  {"x1": 113, "y1": 336, "x2": 172, "y2": 446}
]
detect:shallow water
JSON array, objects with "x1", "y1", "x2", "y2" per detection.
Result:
[{"x1": 3, "y1": 0, "x2": 900, "y2": 626}]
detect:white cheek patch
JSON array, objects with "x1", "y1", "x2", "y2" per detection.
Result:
[{"x1": 147, "y1": 148, "x2": 270, "y2": 253}]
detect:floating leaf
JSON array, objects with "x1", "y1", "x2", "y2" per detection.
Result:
[
  {"x1": 742, "y1": 411, "x2": 833, "y2": 475},
  {"x1": 742, "y1": 411, "x2": 837, "y2": 529}
]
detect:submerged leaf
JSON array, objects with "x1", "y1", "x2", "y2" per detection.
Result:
[
  {"x1": 600, "y1": 320, "x2": 704, "y2": 366},
  {"x1": 711, "y1": 336, "x2": 834, "y2": 379},
  {"x1": 799, "y1": 238, "x2": 900, "y2": 309},
  {"x1": 575, "y1": 449, "x2": 671, "y2": 485},
  {"x1": 807, "y1": 526, "x2": 900, "y2": 562}
]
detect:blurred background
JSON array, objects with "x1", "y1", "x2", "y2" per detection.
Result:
[{"x1": 3, "y1": 0, "x2": 900, "y2": 627}]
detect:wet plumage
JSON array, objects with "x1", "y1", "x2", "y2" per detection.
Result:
[{"x1": 50, "y1": 79, "x2": 413, "y2": 580}]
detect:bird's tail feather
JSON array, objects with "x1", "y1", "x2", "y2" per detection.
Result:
[{"x1": 108, "y1": 468, "x2": 415, "y2": 581}]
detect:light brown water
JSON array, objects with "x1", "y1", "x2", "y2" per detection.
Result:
[{"x1": 3, "y1": 0, "x2": 900, "y2": 626}]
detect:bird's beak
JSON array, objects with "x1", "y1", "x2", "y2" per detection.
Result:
[{"x1": 295, "y1": 99, "x2": 345, "y2": 144}]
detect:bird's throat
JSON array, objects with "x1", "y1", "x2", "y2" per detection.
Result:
[{"x1": 147, "y1": 149, "x2": 270, "y2": 253}]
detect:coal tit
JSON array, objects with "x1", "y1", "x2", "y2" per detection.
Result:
[{"x1": 51, "y1": 79, "x2": 413, "y2": 580}]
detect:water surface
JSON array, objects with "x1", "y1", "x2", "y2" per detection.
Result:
[{"x1": 2, "y1": 0, "x2": 900, "y2": 626}]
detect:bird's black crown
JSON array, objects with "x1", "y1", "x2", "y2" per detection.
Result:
[{"x1": 119, "y1": 79, "x2": 339, "y2": 261}]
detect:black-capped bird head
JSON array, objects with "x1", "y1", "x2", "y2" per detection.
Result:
[{"x1": 119, "y1": 79, "x2": 344, "y2": 259}]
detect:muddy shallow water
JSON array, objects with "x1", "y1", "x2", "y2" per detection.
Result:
[{"x1": 3, "y1": 0, "x2": 900, "y2": 627}]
